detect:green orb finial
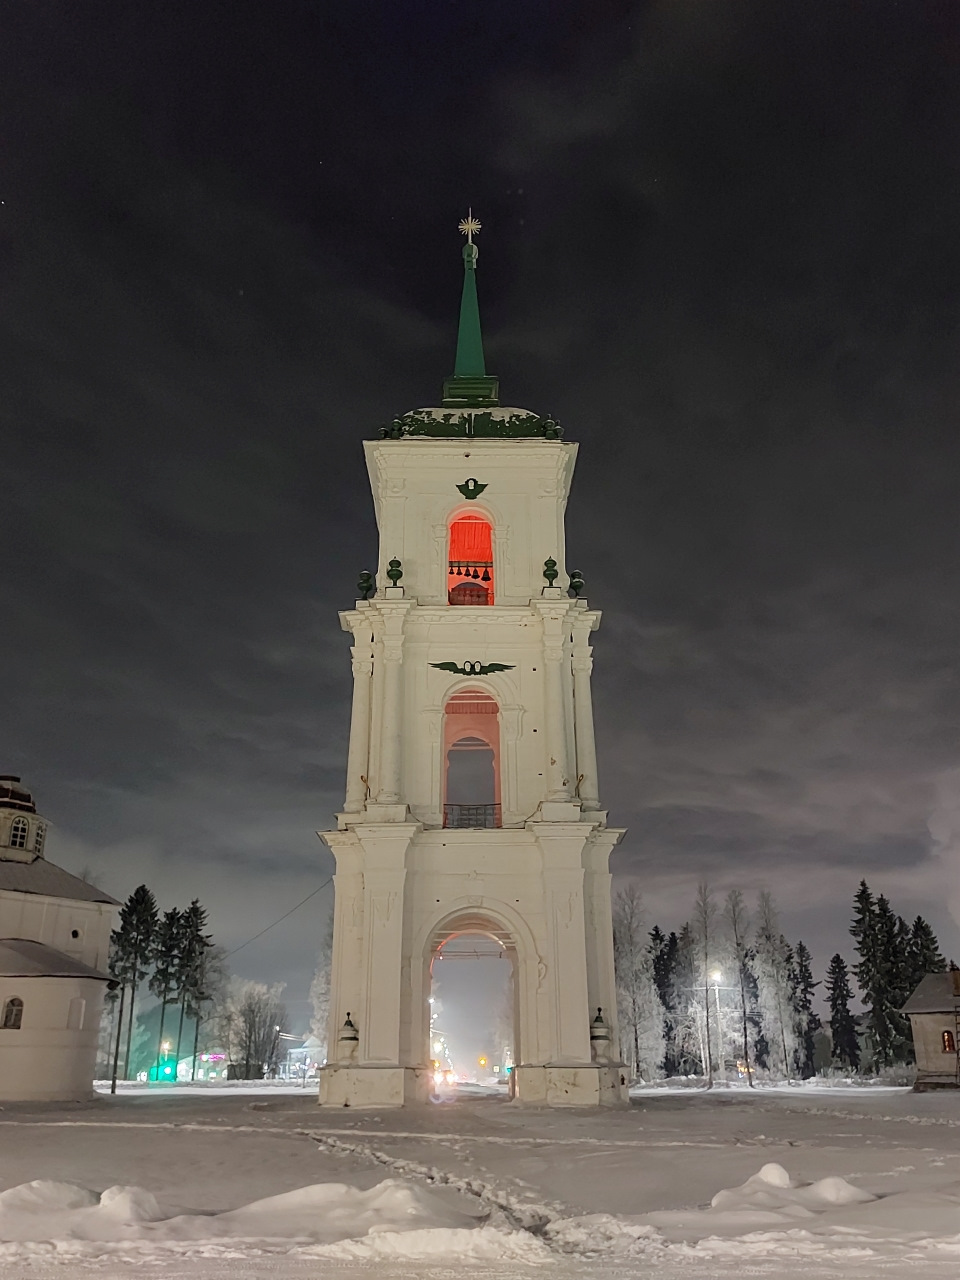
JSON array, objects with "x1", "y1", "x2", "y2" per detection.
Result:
[
  {"x1": 387, "y1": 558, "x2": 403, "y2": 585},
  {"x1": 543, "y1": 557, "x2": 558, "y2": 586}
]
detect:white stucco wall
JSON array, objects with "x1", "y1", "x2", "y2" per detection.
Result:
[
  {"x1": 0, "y1": 891, "x2": 114, "y2": 972},
  {"x1": 0, "y1": 974, "x2": 106, "y2": 1101}
]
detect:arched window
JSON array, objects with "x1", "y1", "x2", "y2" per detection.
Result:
[
  {"x1": 67, "y1": 997, "x2": 86, "y2": 1031},
  {"x1": 2, "y1": 997, "x2": 23, "y2": 1029},
  {"x1": 9, "y1": 817, "x2": 28, "y2": 849},
  {"x1": 448, "y1": 514, "x2": 494, "y2": 605},
  {"x1": 942, "y1": 1030, "x2": 956, "y2": 1054},
  {"x1": 33, "y1": 822, "x2": 45, "y2": 856},
  {"x1": 443, "y1": 689, "x2": 501, "y2": 827}
]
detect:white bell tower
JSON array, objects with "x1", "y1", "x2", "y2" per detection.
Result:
[{"x1": 319, "y1": 215, "x2": 626, "y2": 1107}]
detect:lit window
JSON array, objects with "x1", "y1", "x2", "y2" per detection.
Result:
[
  {"x1": 942, "y1": 1030, "x2": 956, "y2": 1054},
  {"x1": 33, "y1": 822, "x2": 45, "y2": 856},
  {"x1": 448, "y1": 515, "x2": 494, "y2": 605},
  {"x1": 2, "y1": 997, "x2": 23, "y2": 1029},
  {"x1": 9, "y1": 817, "x2": 28, "y2": 849}
]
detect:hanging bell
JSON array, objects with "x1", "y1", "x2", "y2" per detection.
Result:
[
  {"x1": 472, "y1": 567, "x2": 480, "y2": 579},
  {"x1": 481, "y1": 567, "x2": 490, "y2": 582}
]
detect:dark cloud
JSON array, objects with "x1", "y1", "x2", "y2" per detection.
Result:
[{"x1": 2, "y1": 1, "x2": 959, "y2": 1021}]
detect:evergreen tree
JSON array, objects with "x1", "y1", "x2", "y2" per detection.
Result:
[
  {"x1": 149, "y1": 907, "x2": 183, "y2": 1078},
  {"x1": 851, "y1": 883, "x2": 912, "y2": 1068},
  {"x1": 109, "y1": 885, "x2": 158, "y2": 1088},
  {"x1": 791, "y1": 941, "x2": 819, "y2": 1077},
  {"x1": 908, "y1": 916, "x2": 946, "y2": 991},
  {"x1": 187, "y1": 943, "x2": 229, "y2": 1079},
  {"x1": 176, "y1": 900, "x2": 212, "y2": 1063},
  {"x1": 649, "y1": 926, "x2": 679, "y2": 1072},
  {"x1": 825, "y1": 953, "x2": 860, "y2": 1070}
]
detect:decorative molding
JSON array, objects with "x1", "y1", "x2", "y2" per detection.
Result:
[{"x1": 430, "y1": 660, "x2": 514, "y2": 676}]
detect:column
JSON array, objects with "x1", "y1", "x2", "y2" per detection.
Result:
[
  {"x1": 344, "y1": 648, "x2": 373, "y2": 812},
  {"x1": 543, "y1": 631, "x2": 572, "y2": 801},
  {"x1": 377, "y1": 638, "x2": 404, "y2": 803},
  {"x1": 572, "y1": 627, "x2": 600, "y2": 811}
]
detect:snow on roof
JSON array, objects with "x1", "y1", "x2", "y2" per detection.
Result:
[
  {"x1": 0, "y1": 856, "x2": 119, "y2": 906},
  {"x1": 902, "y1": 971, "x2": 960, "y2": 1014},
  {"x1": 0, "y1": 937, "x2": 112, "y2": 981}
]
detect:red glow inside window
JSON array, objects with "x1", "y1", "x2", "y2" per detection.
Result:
[{"x1": 448, "y1": 515, "x2": 494, "y2": 604}]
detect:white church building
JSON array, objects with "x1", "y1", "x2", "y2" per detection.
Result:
[
  {"x1": 319, "y1": 217, "x2": 627, "y2": 1108},
  {"x1": 0, "y1": 776, "x2": 118, "y2": 1101}
]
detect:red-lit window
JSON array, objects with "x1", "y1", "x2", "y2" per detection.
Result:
[
  {"x1": 448, "y1": 515, "x2": 493, "y2": 605},
  {"x1": 942, "y1": 1030, "x2": 956, "y2": 1053}
]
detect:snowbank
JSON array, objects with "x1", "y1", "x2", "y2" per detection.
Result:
[{"x1": 0, "y1": 1176, "x2": 548, "y2": 1263}]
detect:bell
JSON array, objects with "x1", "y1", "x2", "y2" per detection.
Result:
[
  {"x1": 472, "y1": 567, "x2": 480, "y2": 579},
  {"x1": 481, "y1": 567, "x2": 491, "y2": 582}
]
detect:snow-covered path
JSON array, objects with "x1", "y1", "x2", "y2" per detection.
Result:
[{"x1": 2, "y1": 1084, "x2": 960, "y2": 1277}]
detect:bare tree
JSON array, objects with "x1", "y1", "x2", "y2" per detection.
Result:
[
  {"x1": 613, "y1": 884, "x2": 665, "y2": 1080},
  {"x1": 723, "y1": 889, "x2": 755, "y2": 1087},
  {"x1": 692, "y1": 883, "x2": 718, "y2": 1086},
  {"x1": 309, "y1": 911, "x2": 335, "y2": 1059},
  {"x1": 752, "y1": 892, "x2": 796, "y2": 1079},
  {"x1": 221, "y1": 980, "x2": 287, "y2": 1079}
]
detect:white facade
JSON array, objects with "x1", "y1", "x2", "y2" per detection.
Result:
[
  {"x1": 319, "y1": 425, "x2": 627, "y2": 1107},
  {"x1": 0, "y1": 776, "x2": 118, "y2": 1102}
]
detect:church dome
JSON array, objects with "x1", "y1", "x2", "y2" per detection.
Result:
[{"x1": 0, "y1": 776, "x2": 36, "y2": 814}]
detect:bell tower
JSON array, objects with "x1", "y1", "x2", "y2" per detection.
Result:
[{"x1": 319, "y1": 216, "x2": 626, "y2": 1107}]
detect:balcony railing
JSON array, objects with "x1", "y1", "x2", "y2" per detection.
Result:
[{"x1": 443, "y1": 803, "x2": 501, "y2": 829}]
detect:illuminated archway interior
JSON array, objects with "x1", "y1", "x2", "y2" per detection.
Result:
[{"x1": 443, "y1": 689, "x2": 501, "y2": 826}]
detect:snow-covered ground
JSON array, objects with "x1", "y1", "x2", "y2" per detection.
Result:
[{"x1": 2, "y1": 1082, "x2": 960, "y2": 1278}]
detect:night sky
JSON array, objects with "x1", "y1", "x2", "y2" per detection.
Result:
[{"x1": 3, "y1": 1, "x2": 959, "y2": 1027}]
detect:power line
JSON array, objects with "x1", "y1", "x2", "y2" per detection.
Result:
[{"x1": 226, "y1": 877, "x2": 333, "y2": 958}]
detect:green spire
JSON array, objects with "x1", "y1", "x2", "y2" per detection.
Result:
[{"x1": 442, "y1": 211, "x2": 499, "y2": 409}]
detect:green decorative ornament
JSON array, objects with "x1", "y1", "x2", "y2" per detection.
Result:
[
  {"x1": 430, "y1": 660, "x2": 514, "y2": 676},
  {"x1": 357, "y1": 570, "x2": 375, "y2": 600},
  {"x1": 387, "y1": 558, "x2": 403, "y2": 585},
  {"x1": 456, "y1": 477, "x2": 488, "y2": 500},
  {"x1": 568, "y1": 569, "x2": 585, "y2": 598},
  {"x1": 543, "y1": 557, "x2": 559, "y2": 585}
]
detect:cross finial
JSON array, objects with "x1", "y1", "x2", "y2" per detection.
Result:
[{"x1": 458, "y1": 208, "x2": 481, "y2": 245}]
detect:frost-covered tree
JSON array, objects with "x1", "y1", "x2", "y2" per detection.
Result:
[
  {"x1": 692, "y1": 883, "x2": 720, "y2": 1083},
  {"x1": 723, "y1": 890, "x2": 755, "y2": 1086},
  {"x1": 220, "y1": 980, "x2": 287, "y2": 1079},
  {"x1": 825, "y1": 953, "x2": 860, "y2": 1071},
  {"x1": 751, "y1": 892, "x2": 796, "y2": 1079},
  {"x1": 309, "y1": 911, "x2": 335, "y2": 1057},
  {"x1": 612, "y1": 885, "x2": 665, "y2": 1080}
]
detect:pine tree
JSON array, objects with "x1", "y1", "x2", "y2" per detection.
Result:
[
  {"x1": 791, "y1": 941, "x2": 819, "y2": 1077},
  {"x1": 109, "y1": 885, "x2": 158, "y2": 1088},
  {"x1": 851, "y1": 883, "x2": 913, "y2": 1069},
  {"x1": 650, "y1": 926, "x2": 679, "y2": 1073},
  {"x1": 908, "y1": 916, "x2": 946, "y2": 991},
  {"x1": 149, "y1": 908, "x2": 183, "y2": 1079},
  {"x1": 176, "y1": 900, "x2": 212, "y2": 1064},
  {"x1": 187, "y1": 943, "x2": 229, "y2": 1080},
  {"x1": 825, "y1": 953, "x2": 860, "y2": 1070}
]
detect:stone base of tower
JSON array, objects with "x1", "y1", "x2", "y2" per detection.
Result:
[
  {"x1": 513, "y1": 1064, "x2": 628, "y2": 1107},
  {"x1": 318, "y1": 1064, "x2": 429, "y2": 1108}
]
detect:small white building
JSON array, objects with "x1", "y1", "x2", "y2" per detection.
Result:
[
  {"x1": 0, "y1": 775, "x2": 119, "y2": 1101},
  {"x1": 903, "y1": 971, "x2": 960, "y2": 1090}
]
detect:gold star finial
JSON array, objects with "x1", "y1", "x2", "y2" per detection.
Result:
[{"x1": 458, "y1": 209, "x2": 481, "y2": 244}]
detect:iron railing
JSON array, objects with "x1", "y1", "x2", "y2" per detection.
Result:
[{"x1": 443, "y1": 803, "x2": 501, "y2": 829}]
